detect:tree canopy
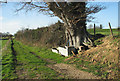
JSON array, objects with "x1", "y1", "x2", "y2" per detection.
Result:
[{"x1": 16, "y1": 1, "x2": 105, "y2": 23}]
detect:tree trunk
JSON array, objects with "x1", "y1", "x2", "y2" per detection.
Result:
[
  {"x1": 59, "y1": 2, "x2": 93, "y2": 48},
  {"x1": 65, "y1": 23, "x2": 93, "y2": 48}
]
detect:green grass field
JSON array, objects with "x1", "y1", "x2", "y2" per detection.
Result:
[{"x1": 87, "y1": 29, "x2": 119, "y2": 36}]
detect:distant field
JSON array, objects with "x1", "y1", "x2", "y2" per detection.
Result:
[
  {"x1": 0, "y1": 40, "x2": 8, "y2": 50},
  {"x1": 87, "y1": 29, "x2": 119, "y2": 35},
  {"x1": 2, "y1": 40, "x2": 8, "y2": 48}
]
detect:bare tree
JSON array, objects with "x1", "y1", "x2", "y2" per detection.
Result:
[{"x1": 15, "y1": 1, "x2": 105, "y2": 48}]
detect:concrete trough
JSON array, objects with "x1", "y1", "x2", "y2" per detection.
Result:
[
  {"x1": 52, "y1": 46, "x2": 76, "y2": 57},
  {"x1": 51, "y1": 48, "x2": 59, "y2": 54}
]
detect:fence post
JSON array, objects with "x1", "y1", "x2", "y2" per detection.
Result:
[
  {"x1": 100, "y1": 24, "x2": 102, "y2": 29},
  {"x1": 94, "y1": 24, "x2": 96, "y2": 36},
  {"x1": 108, "y1": 22, "x2": 113, "y2": 37}
]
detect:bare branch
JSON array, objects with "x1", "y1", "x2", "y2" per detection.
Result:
[
  {"x1": 16, "y1": 2, "x2": 27, "y2": 12},
  {"x1": 15, "y1": 2, "x2": 106, "y2": 26}
]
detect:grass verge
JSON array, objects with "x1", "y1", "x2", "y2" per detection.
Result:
[
  {"x1": 2, "y1": 40, "x2": 17, "y2": 79},
  {"x1": 13, "y1": 40, "x2": 66, "y2": 79}
]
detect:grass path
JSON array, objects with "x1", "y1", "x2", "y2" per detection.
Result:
[
  {"x1": 0, "y1": 39, "x2": 10, "y2": 52},
  {"x1": 1, "y1": 40, "x2": 8, "y2": 48},
  {"x1": 2, "y1": 39, "x2": 101, "y2": 79},
  {"x1": 12, "y1": 40, "x2": 100, "y2": 79},
  {"x1": 2, "y1": 39, "x2": 17, "y2": 79},
  {"x1": 13, "y1": 40, "x2": 66, "y2": 79},
  {"x1": 21, "y1": 46, "x2": 99, "y2": 79}
]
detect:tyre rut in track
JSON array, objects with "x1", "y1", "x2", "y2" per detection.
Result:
[
  {"x1": 29, "y1": 51, "x2": 56, "y2": 64},
  {"x1": 11, "y1": 39, "x2": 19, "y2": 79},
  {"x1": 29, "y1": 52, "x2": 68, "y2": 79}
]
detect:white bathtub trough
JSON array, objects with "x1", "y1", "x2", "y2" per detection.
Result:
[{"x1": 52, "y1": 46, "x2": 76, "y2": 57}]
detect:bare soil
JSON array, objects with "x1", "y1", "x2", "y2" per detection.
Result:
[
  {"x1": 28, "y1": 51, "x2": 100, "y2": 79},
  {"x1": 47, "y1": 63, "x2": 100, "y2": 79}
]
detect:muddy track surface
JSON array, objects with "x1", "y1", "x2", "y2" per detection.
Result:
[
  {"x1": 29, "y1": 51, "x2": 100, "y2": 79},
  {"x1": 11, "y1": 40, "x2": 17, "y2": 64},
  {"x1": 11, "y1": 39, "x2": 19, "y2": 79},
  {"x1": 30, "y1": 52, "x2": 99, "y2": 79},
  {"x1": 47, "y1": 63, "x2": 100, "y2": 79}
]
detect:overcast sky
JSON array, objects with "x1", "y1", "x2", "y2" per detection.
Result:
[{"x1": 0, "y1": 2, "x2": 119, "y2": 35}]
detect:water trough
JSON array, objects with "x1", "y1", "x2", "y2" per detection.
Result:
[{"x1": 52, "y1": 46, "x2": 76, "y2": 57}]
